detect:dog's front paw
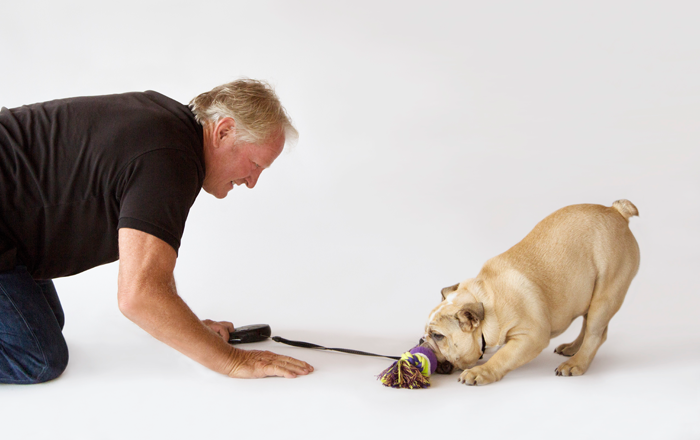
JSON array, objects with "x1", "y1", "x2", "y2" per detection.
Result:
[
  {"x1": 458, "y1": 365, "x2": 500, "y2": 386},
  {"x1": 555, "y1": 360, "x2": 587, "y2": 377},
  {"x1": 554, "y1": 341, "x2": 580, "y2": 357}
]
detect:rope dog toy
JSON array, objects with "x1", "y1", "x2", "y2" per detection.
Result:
[{"x1": 378, "y1": 346, "x2": 437, "y2": 389}]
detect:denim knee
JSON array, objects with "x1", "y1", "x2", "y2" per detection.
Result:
[
  {"x1": 0, "y1": 266, "x2": 69, "y2": 384},
  {"x1": 35, "y1": 338, "x2": 69, "y2": 383},
  {"x1": 1, "y1": 337, "x2": 69, "y2": 384}
]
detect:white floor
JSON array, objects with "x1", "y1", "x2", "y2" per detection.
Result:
[{"x1": 1, "y1": 1, "x2": 698, "y2": 439}]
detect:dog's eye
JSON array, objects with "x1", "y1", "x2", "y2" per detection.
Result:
[{"x1": 431, "y1": 333, "x2": 445, "y2": 342}]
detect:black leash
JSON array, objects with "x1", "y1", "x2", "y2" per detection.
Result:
[
  {"x1": 273, "y1": 334, "x2": 487, "y2": 361},
  {"x1": 272, "y1": 336, "x2": 401, "y2": 360},
  {"x1": 230, "y1": 324, "x2": 487, "y2": 364}
]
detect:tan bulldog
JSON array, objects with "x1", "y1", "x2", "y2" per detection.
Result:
[{"x1": 422, "y1": 200, "x2": 640, "y2": 385}]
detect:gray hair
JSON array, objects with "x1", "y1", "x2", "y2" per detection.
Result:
[{"x1": 189, "y1": 79, "x2": 298, "y2": 144}]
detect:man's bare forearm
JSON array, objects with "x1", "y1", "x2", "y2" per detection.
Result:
[
  {"x1": 117, "y1": 271, "x2": 239, "y2": 375},
  {"x1": 116, "y1": 228, "x2": 313, "y2": 379}
]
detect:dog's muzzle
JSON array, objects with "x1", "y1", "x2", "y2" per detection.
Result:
[{"x1": 418, "y1": 336, "x2": 455, "y2": 374}]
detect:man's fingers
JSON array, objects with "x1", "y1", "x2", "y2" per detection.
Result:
[
  {"x1": 211, "y1": 324, "x2": 230, "y2": 340},
  {"x1": 202, "y1": 319, "x2": 235, "y2": 340},
  {"x1": 229, "y1": 350, "x2": 314, "y2": 379},
  {"x1": 270, "y1": 357, "x2": 313, "y2": 378},
  {"x1": 217, "y1": 326, "x2": 230, "y2": 339},
  {"x1": 278, "y1": 355, "x2": 314, "y2": 374},
  {"x1": 264, "y1": 362, "x2": 297, "y2": 379},
  {"x1": 258, "y1": 353, "x2": 311, "y2": 378}
]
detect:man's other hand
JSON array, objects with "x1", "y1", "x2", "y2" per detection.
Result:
[{"x1": 202, "y1": 319, "x2": 234, "y2": 341}]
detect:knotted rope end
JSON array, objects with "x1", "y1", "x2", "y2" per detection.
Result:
[{"x1": 378, "y1": 346, "x2": 437, "y2": 389}]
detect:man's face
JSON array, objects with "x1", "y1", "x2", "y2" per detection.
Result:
[{"x1": 202, "y1": 123, "x2": 285, "y2": 199}]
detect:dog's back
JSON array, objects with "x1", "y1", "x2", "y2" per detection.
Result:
[{"x1": 483, "y1": 201, "x2": 640, "y2": 334}]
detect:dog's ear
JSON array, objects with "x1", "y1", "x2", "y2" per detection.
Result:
[
  {"x1": 441, "y1": 283, "x2": 460, "y2": 300},
  {"x1": 456, "y1": 302, "x2": 484, "y2": 332}
]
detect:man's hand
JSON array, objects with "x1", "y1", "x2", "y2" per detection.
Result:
[
  {"x1": 226, "y1": 349, "x2": 314, "y2": 379},
  {"x1": 202, "y1": 320, "x2": 314, "y2": 378},
  {"x1": 202, "y1": 319, "x2": 235, "y2": 340}
]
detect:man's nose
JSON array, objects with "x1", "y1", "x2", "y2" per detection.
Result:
[{"x1": 246, "y1": 169, "x2": 262, "y2": 188}]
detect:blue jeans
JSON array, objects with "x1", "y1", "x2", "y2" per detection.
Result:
[{"x1": 0, "y1": 266, "x2": 68, "y2": 384}]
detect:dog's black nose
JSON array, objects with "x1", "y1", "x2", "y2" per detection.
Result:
[
  {"x1": 418, "y1": 337, "x2": 425, "y2": 345},
  {"x1": 436, "y1": 361, "x2": 454, "y2": 375}
]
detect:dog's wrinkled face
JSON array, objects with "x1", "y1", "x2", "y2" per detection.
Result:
[{"x1": 422, "y1": 282, "x2": 485, "y2": 371}]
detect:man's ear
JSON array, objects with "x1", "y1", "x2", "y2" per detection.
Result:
[
  {"x1": 456, "y1": 302, "x2": 484, "y2": 332},
  {"x1": 441, "y1": 283, "x2": 460, "y2": 300},
  {"x1": 215, "y1": 117, "x2": 237, "y2": 143}
]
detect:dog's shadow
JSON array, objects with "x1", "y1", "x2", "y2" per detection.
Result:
[{"x1": 432, "y1": 336, "x2": 700, "y2": 385}]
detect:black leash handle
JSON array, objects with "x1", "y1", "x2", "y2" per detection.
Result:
[{"x1": 272, "y1": 336, "x2": 400, "y2": 360}]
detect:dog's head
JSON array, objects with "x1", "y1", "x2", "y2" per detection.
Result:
[{"x1": 422, "y1": 280, "x2": 485, "y2": 371}]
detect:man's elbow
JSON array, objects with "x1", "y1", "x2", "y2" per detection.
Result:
[
  {"x1": 117, "y1": 273, "x2": 173, "y2": 321},
  {"x1": 117, "y1": 286, "x2": 143, "y2": 320}
]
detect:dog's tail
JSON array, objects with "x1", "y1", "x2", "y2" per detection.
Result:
[{"x1": 612, "y1": 199, "x2": 639, "y2": 221}]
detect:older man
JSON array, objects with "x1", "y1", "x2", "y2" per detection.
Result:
[{"x1": 0, "y1": 79, "x2": 313, "y2": 384}]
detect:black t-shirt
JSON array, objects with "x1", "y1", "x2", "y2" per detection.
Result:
[{"x1": 0, "y1": 91, "x2": 205, "y2": 279}]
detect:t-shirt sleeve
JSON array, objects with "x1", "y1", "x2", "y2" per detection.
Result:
[{"x1": 117, "y1": 149, "x2": 202, "y2": 254}]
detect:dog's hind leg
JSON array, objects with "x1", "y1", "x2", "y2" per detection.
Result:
[
  {"x1": 555, "y1": 277, "x2": 630, "y2": 376},
  {"x1": 554, "y1": 315, "x2": 587, "y2": 357}
]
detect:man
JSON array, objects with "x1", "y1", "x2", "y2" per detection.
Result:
[{"x1": 0, "y1": 79, "x2": 313, "y2": 384}]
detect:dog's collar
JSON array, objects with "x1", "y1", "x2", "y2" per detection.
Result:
[{"x1": 479, "y1": 333, "x2": 486, "y2": 359}]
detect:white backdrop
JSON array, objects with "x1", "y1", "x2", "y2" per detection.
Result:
[{"x1": 1, "y1": 1, "x2": 698, "y2": 439}]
